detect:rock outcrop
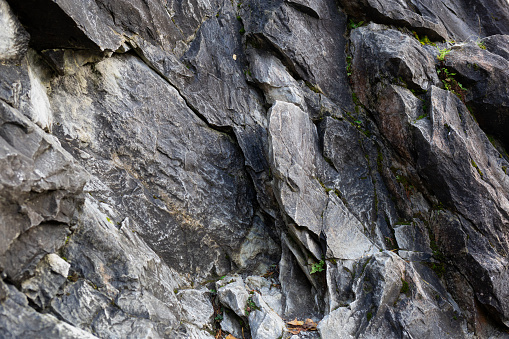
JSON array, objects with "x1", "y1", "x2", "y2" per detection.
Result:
[{"x1": 1, "y1": 0, "x2": 509, "y2": 338}]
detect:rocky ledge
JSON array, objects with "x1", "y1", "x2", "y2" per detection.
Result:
[{"x1": 1, "y1": 0, "x2": 509, "y2": 338}]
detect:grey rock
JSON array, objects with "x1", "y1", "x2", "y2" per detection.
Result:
[
  {"x1": 55, "y1": 197, "x2": 184, "y2": 336},
  {"x1": 20, "y1": 253, "x2": 70, "y2": 309},
  {"x1": 443, "y1": 42, "x2": 509, "y2": 150},
  {"x1": 217, "y1": 275, "x2": 249, "y2": 318},
  {"x1": 339, "y1": 0, "x2": 509, "y2": 41},
  {"x1": 0, "y1": 99, "x2": 87, "y2": 282},
  {"x1": 0, "y1": 0, "x2": 29, "y2": 60},
  {"x1": 268, "y1": 101, "x2": 327, "y2": 236},
  {"x1": 245, "y1": 276, "x2": 283, "y2": 316},
  {"x1": 91, "y1": 306, "x2": 170, "y2": 339},
  {"x1": 220, "y1": 311, "x2": 243, "y2": 339},
  {"x1": 0, "y1": 280, "x2": 98, "y2": 338},
  {"x1": 49, "y1": 53, "x2": 266, "y2": 280},
  {"x1": 351, "y1": 24, "x2": 439, "y2": 110},
  {"x1": 319, "y1": 252, "x2": 466, "y2": 339},
  {"x1": 177, "y1": 289, "x2": 214, "y2": 329},
  {"x1": 51, "y1": 280, "x2": 111, "y2": 329},
  {"x1": 279, "y1": 238, "x2": 322, "y2": 319},
  {"x1": 323, "y1": 194, "x2": 378, "y2": 260},
  {"x1": 482, "y1": 35, "x2": 509, "y2": 61},
  {"x1": 248, "y1": 293, "x2": 286, "y2": 339},
  {"x1": 243, "y1": 0, "x2": 354, "y2": 111},
  {"x1": 249, "y1": 49, "x2": 305, "y2": 108}
]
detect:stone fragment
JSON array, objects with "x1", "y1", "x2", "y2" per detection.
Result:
[
  {"x1": 323, "y1": 194, "x2": 378, "y2": 260},
  {"x1": 0, "y1": 280, "x2": 98, "y2": 338},
  {"x1": 221, "y1": 311, "x2": 243, "y2": 339},
  {"x1": 248, "y1": 293, "x2": 286, "y2": 339},
  {"x1": 20, "y1": 253, "x2": 70, "y2": 309},
  {"x1": 268, "y1": 101, "x2": 327, "y2": 236},
  {"x1": 177, "y1": 289, "x2": 214, "y2": 329},
  {"x1": 217, "y1": 276, "x2": 249, "y2": 318}
]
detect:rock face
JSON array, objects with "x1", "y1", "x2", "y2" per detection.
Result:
[{"x1": 1, "y1": 0, "x2": 509, "y2": 338}]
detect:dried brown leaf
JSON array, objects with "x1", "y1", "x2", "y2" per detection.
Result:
[{"x1": 287, "y1": 319, "x2": 304, "y2": 326}]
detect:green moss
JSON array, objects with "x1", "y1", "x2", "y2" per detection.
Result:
[
  {"x1": 305, "y1": 81, "x2": 322, "y2": 94},
  {"x1": 471, "y1": 159, "x2": 484, "y2": 179},
  {"x1": 400, "y1": 278, "x2": 410, "y2": 295},
  {"x1": 366, "y1": 312, "x2": 373, "y2": 321},
  {"x1": 412, "y1": 31, "x2": 437, "y2": 46}
]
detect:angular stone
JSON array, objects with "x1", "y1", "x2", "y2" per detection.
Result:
[
  {"x1": 323, "y1": 194, "x2": 378, "y2": 260},
  {"x1": 243, "y1": 0, "x2": 353, "y2": 111},
  {"x1": 177, "y1": 289, "x2": 214, "y2": 329},
  {"x1": 0, "y1": 280, "x2": 98, "y2": 338},
  {"x1": 444, "y1": 42, "x2": 509, "y2": 150},
  {"x1": 268, "y1": 101, "x2": 327, "y2": 236},
  {"x1": 351, "y1": 24, "x2": 439, "y2": 109},
  {"x1": 248, "y1": 293, "x2": 286, "y2": 339},
  {"x1": 220, "y1": 311, "x2": 243, "y2": 339},
  {"x1": 50, "y1": 53, "x2": 261, "y2": 280},
  {"x1": 216, "y1": 276, "x2": 249, "y2": 318},
  {"x1": 20, "y1": 253, "x2": 70, "y2": 309},
  {"x1": 319, "y1": 253, "x2": 466, "y2": 339},
  {"x1": 339, "y1": 0, "x2": 509, "y2": 41}
]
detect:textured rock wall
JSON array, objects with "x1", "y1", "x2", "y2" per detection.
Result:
[{"x1": 1, "y1": 0, "x2": 509, "y2": 338}]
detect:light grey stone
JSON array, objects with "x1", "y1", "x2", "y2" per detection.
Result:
[
  {"x1": 217, "y1": 276, "x2": 249, "y2": 318},
  {"x1": 268, "y1": 101, "x2": 327, "y2": 236},
  {"x1": 0, "y1": 0, "x2": 29, "y2": 60},
  {"x1": 177, "y1": 288, "x2": 214, "y2": 329},
  {"x1": 248, "y1": 293, "x2": 286, "y2": 339}
]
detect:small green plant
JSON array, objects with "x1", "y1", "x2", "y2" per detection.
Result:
[
  {"x1": 346, "y1": 55, "x2": 352, "y2": 76},
  {"x1": 413, "y1": 31, "x2": 436, "y2": 46},
  {"x1": 477, "y1": 40, "x2": 486, "y2": 50},
  {"x1": 437, "y1": 68, "x2": 467, "y2": 101},
  {"x1": 416, "y1": 113, "x2": 428, "y2": 121},
  {"x1": 437, "y1": 48, "x2": 451, "y2": 61},
  {"x1": 310, "y1": 260, "x2": 325, "y2": 274},
  {"x1": 348, "y1": 19, "x2": 364, "y2": 30},
  {"x1": 366, "y1": 312, "x2": 373, "y2": 321},
  {"x1": 400, "y1": 278, "x2": 410, "y2": 295},
  {"x1": 239, "y1": 27, "x2": 245, "y2": 34},
  {"x1": 245, "y1": 297, "x2": 259, "y2": 316}
]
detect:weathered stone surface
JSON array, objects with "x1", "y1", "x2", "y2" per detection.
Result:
[
  {"x1": 243, "y1": 0, "x2": 354, "y2": 111},
  {"x1": 1, "y1": 0, "x2": 509, "y2": 337},
  {"x1": 0, "y1": 0, "x2": 29, "y2": 60},
  {"x1": 339, "y1": 0, "x2": 509, "y2": 41},
  {"x1": 220, "y1": 311, "x2": 243, "y2": 339},
  {"x1": 319, "y1": 252, "x2": 465, "y2": 339},
  {"x1": 482, "y1": 35, "x2": 509, "y2": 61},
  {"x1": 0, "y1": 98, "x2": 87, "y2": 283},
  {"x1": 268, "y1": 101, "x2": 327, "y2": 236},
  {"x1": 20, "y1": 253, "x2": 69, "y2": 309},
  {"x1": 323, "y1": 194, "x2": 378, "y2": 260},
  {"x1": 49, "y1": 53, "x2": 271, "y2": 280},
  {"x1": 216, "y1": 276, "x2": 249, "y2": 318},
  {"x1": 443, "y1": 42, "x2": 509, "y2": 150},
  {"x1": 0, "y1": 280, "x2": 98, "y2": 338},
  {"x1": 248, "y1": 293, "x2": 286, "y2": 339},
  {"x1": 177, "y1": 289, "x2": 214, "y2": 330},
  {"x1": 351, "y1": 24, "x2": 439, "y2": 109}
]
